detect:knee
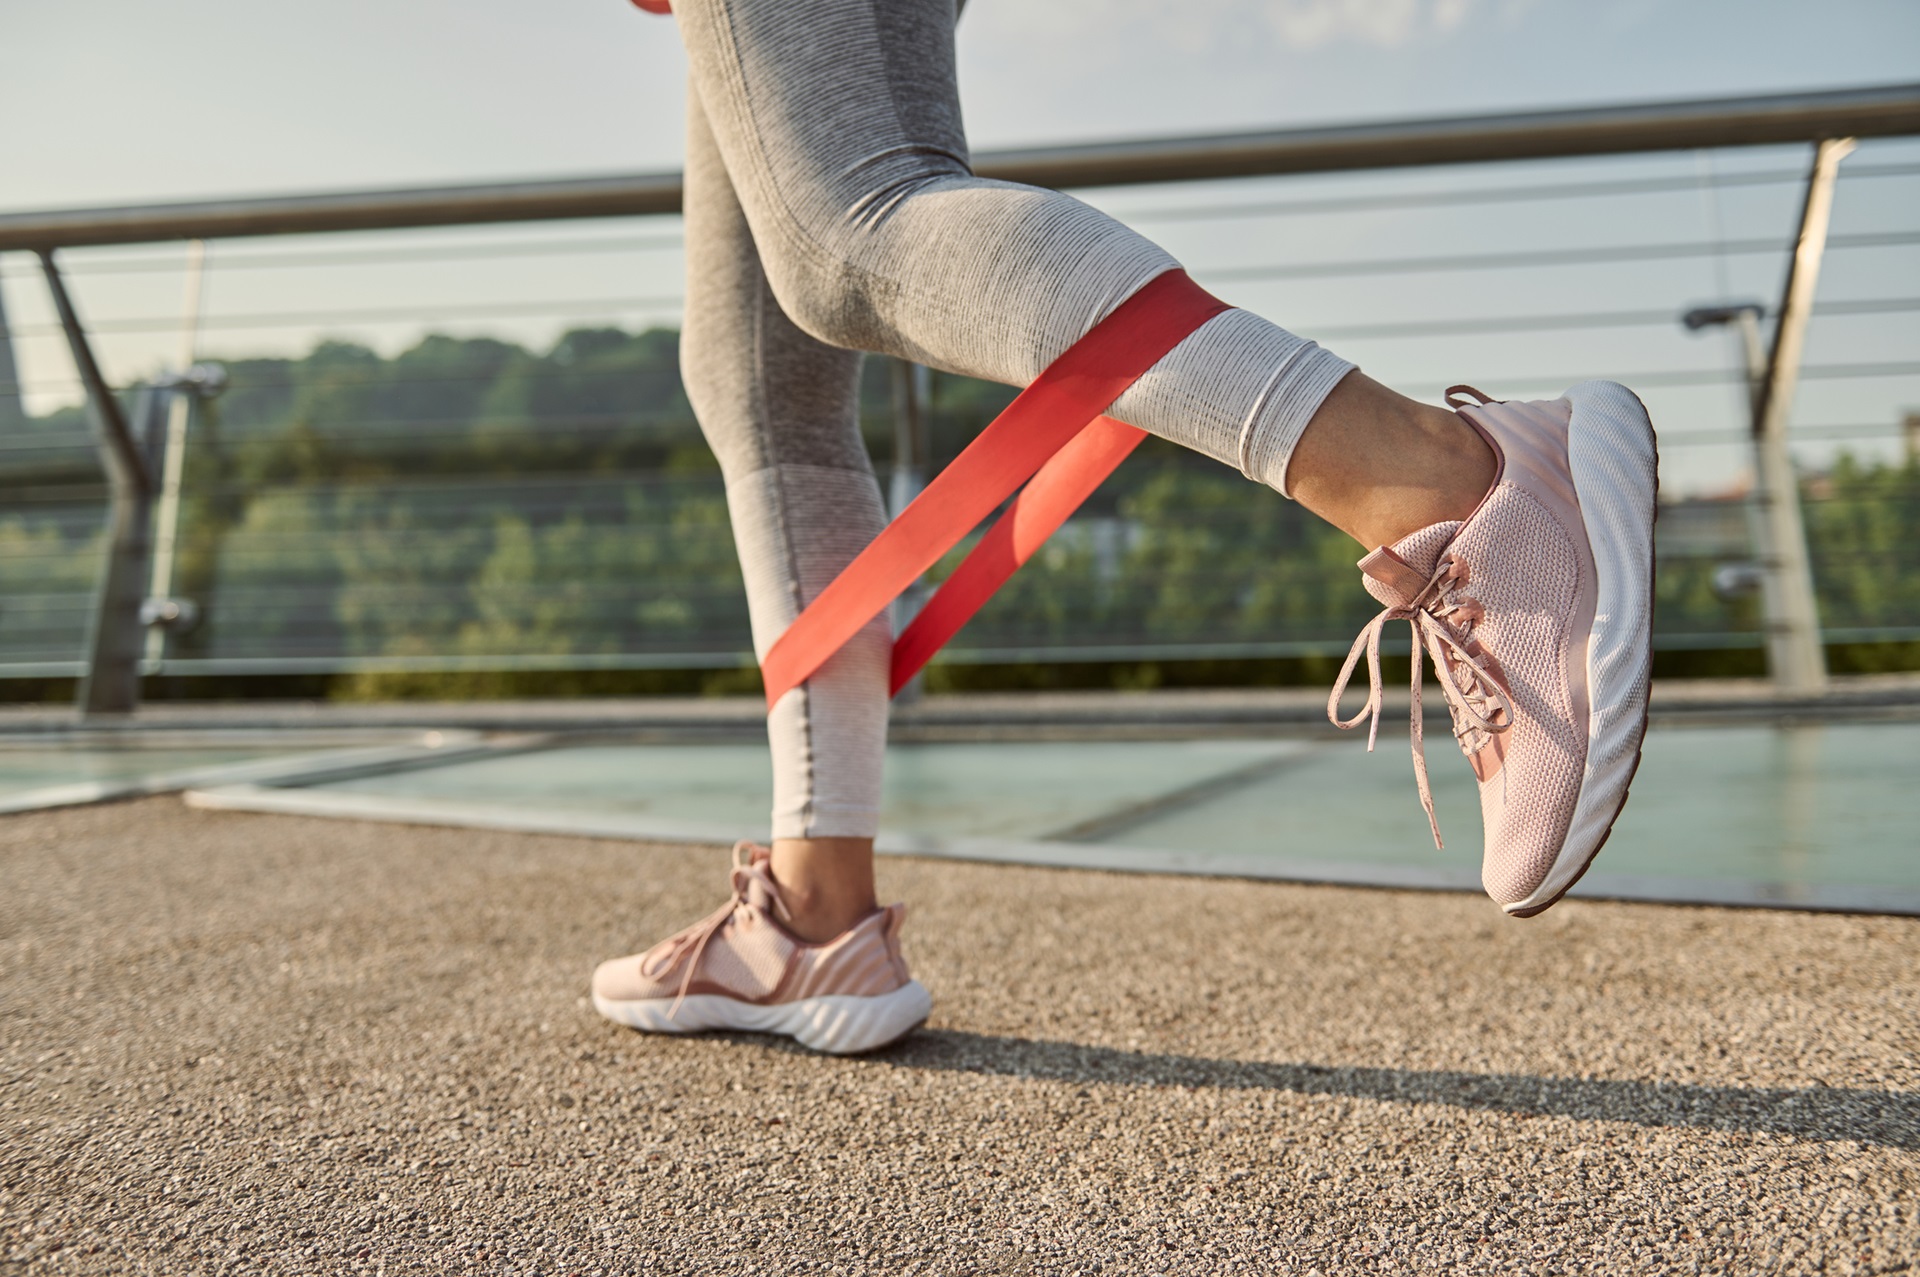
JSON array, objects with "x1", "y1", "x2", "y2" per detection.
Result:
[
  {"x1": 752, "y1": 168, "x2": 961, "y2": 353},
  {"x1": 753, "y1": 238, "x2": 876, "y2": 354},
  {"x1": 680, "y1": 265, "x2": 870, "y2": 480},
  {"x1": 679, "y1": 217, "x2": 864, "y2": 358}
]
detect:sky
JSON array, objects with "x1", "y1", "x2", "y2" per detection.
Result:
[
  {"x1": 2, "y1": 0, "x2": 1917, "y2": 493},
  {"x1": 5, "y1": 0, "x2": 1918, "y2": 203}
]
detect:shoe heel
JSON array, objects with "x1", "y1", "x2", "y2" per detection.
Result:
[
  {"x1": 1512, "y1": 381, "x2": 1659, "y2": 914},
  {"x1": 789, "y1": 981, "x2": 933, "y2": 1055}
]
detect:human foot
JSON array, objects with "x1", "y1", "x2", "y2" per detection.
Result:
[
  {"x1": 591, "y1": 843, "x2": 931, "y2": 1053},
  {"x1": 1327, "y1": 382, "x2": 1658, "y2": 916}
]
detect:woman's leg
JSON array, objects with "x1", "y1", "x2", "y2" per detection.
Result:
[
  {"x1": 672, "y1": 0, "x2": 1658, "y2": 924},
  {"x1": 592, "y1": 112, "x2": 930, "y2": 1048},
  {"x1": 671, "y1": 0, "x2": 1491, "y2": 542},
  {"x1": 681, "y1": 87, "x2": 886, "y2": 941}
]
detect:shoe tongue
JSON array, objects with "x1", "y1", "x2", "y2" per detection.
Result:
[
  {"x1": 736, "y1": 847, "x2": 782, "y2": 914},
  {"x1": 1360, "y1": 520, "x2": 1462, "y2": 608}
]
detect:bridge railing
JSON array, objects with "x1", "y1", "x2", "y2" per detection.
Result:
[{"x1": 1, "y1": 83, "x2": 1916, "y2": 711}]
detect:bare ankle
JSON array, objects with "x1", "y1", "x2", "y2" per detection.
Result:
[
  {"x1": 768, "y1": 836, "x2": 879, "y2": 943},
  {"x1": 1288, "y1": 373, "x2": 1495, "y2": 549},
  {"x1": 1385, "y1": 401, "x2": 1496, "y2": 538}
]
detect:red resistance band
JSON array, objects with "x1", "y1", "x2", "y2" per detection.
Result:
[{"x1": 760, "y1": 269, "x2": 1230, "y2": 708}]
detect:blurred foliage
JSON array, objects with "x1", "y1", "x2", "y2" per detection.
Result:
[
  {"x1": 3, "y1": 326, "x2": 1917, "y2": 699},
  {"x1": 1806, "y1": 452, "x2": 1920, "y2": 645}
]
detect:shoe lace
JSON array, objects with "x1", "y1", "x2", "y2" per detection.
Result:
[
  {"x1": 1326, "y1": 553, "x2": 1514, "y2": 849},
  {"x1": 639, "y1": 841, "x2": 791, "y2": 1019}
]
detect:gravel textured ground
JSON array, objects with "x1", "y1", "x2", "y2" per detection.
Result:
[{"x1": 3, "y1": 797, "x2": 1916, "y2": 1275}]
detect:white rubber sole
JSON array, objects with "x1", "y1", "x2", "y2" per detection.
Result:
[
  {"x1": 1505, "y1": 380, "x2": 1659, "y2": 917},
  {"x1": 593, "y1": 980, "x2": 932, "y2": 1055}
]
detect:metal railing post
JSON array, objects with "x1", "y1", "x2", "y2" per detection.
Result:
[
  {"x1": 38, "y1": 249, "x2": 156, "y2": 716},
  {"x1": 0, "y1": 265, "x2": 25, "y2": 430},
  {"x1": 145, "y1": 240, "x2": 209, "y2": 666},
  {"x1": 888, "y1": 361, "x2": 931, "y2": 519},
  {"x1": 889, "y1": 360, "x2": 932, "y2": 704},
  {"x1": 1750, "y1": 138, "x2": 1855, "y2": 695},
  {"x1": 1729, "y1": 307, "x2": 1778, "y2": 633}
]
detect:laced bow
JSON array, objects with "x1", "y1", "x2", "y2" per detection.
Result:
[
  {"x1": 1326, "y1": 553, "x2": 1514, "y2": 847},
  {"x1": 639, "y1": 841, "x2": 790, "y2": 1018}
]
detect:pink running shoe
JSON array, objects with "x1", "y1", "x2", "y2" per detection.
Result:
[
  {"x1": 592, "y1": 843, "x2": 932, "y2": 1054},
  {"x1": 1328, "y1": 382, "x2": 1658, "y2": 916}
]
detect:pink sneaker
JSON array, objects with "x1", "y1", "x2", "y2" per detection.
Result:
[
  {"x1": 591, "y1": 844, "x2": 931, "y2": 1054},
  {"x1": 1328, "y1": 381, "x2": 1658, "y2": 916}
]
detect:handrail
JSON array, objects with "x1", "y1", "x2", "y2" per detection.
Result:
[{"x1": 1, "y1": 82, "x2": 1915, "y2": 251}]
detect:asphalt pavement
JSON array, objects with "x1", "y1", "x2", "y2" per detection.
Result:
[{"x1": 4, "y1": 797, "x2": 1915, "y2": 1274}]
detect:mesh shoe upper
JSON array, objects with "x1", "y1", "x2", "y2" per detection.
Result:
[
  {"x1": 1331, "y1": 391, "x2": 1598, "y2": 906},
  {"x1": 592, "y1": 844, "x2": 914, "y2": 1010}
]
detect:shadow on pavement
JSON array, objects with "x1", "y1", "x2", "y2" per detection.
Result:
[{"x1": 869, "y1": 1029, "x2": 1917, "y2": 1149}]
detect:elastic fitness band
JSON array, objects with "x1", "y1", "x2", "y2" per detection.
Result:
[{"x1": 760, "y1": 269, "x2": 1230, "y2": 709}]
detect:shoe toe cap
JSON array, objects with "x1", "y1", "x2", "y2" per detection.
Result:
[
  {"x1": 591, "y1": 953, "x2": 665, "y2": 1004},
  {"x1": 1478, "y1": 783, "x2": 1573, "y2": 908}
]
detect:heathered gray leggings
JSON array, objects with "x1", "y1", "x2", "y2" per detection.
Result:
[{"x1": 675, "y1": 0, "x2": 1355, "y2": 840}]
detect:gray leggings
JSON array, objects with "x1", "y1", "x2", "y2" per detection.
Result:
[{"x1": 675, "y1": 0, "x2": 1355, "y2": 839}]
